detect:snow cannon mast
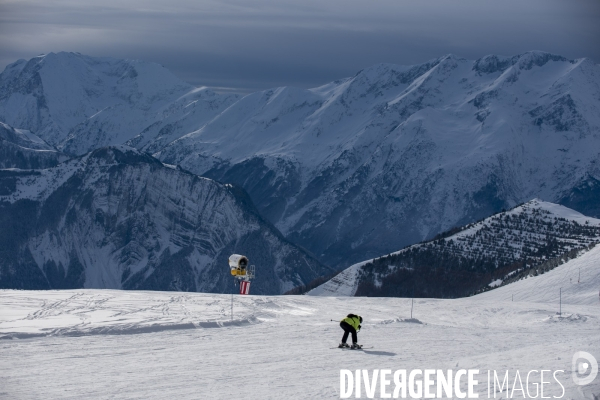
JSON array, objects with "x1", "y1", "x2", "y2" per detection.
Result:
[{"x1": 229, "y1": 254, "x2": 255, "y2": 279}]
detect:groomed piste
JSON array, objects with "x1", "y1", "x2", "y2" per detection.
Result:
[{"x1": 1, "y1": 244, "x2": 599, "y2": 399}]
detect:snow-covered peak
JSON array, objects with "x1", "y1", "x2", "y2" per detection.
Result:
[
  {"x1": 0, "y1": 52, "x2": 238, "y2": 155},
  {"x1": 512, "y1": 50, "x2": 570, "y2": 70},
  {"x1": 448, "y1": 199, "x2": 600, "y2": 242},
  {"x1": 351, "y1": 62, "x2": 411, "y2": 82},
  {"x1": 160, "y1": 49, "x2": 598, "y2": 175},
  {"x1": 511, "y1": 199, "x2": 600, "y2": 225},
  {"x1": 472, "y1": 54, "x2": 514, "y2": 74},
  {"x1": 472, "y1": 51, "x2": 573, "y2": 75}
]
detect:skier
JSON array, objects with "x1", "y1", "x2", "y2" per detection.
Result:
[{"x1": 338, "y1": 314, "x2": 363, "y2": 349}]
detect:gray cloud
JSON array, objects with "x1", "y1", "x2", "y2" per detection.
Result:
[{"x1": 1, "y1": 0, "x2": 599, "y2": 92}]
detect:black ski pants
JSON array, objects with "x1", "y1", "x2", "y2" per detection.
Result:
[{"x1": 340, "y1": 321, "x2": 357, "y2": 344}]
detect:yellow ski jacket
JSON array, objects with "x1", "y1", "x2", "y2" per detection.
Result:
[{"x1": 342, "y1": 315, "x2": 361, "y2": 331}]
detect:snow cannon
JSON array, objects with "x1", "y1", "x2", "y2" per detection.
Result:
[
  {"x1": 229, "y1": 254, "x2": 249, "y2": 277},
  {"x1": 229, "y1": 254, "x2": 255, "y2": 295}
]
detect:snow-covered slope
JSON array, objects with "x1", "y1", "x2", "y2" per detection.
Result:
[
  {"x1": 309, "y1": 200, "x2": 600, "y2": 297},
  {"x1": 0, "y1": 146, "x2": 330, "y2": 294},
  {"x1": 477, "y1": 243, "x2": 600, "y2": 305},
  {"x1": 307, "y1": 262, "x2": 367, "y2": 297},
  {"x1": 154, "y1": 52, "x2": 600, "y2": 267},
  {"x1": 0, "y1": 121, "x2": 67, "y2": 169},
  {"x1": 1, "y1": 265, "x2": 598, "y2": 399},
  {"x1": 0, "y1": 52, "x2": 239, "y2": 155}
]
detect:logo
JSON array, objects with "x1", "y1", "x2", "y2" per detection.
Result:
[{"x1": 572, "y1": 351, "x2": 598, "y2": 386}]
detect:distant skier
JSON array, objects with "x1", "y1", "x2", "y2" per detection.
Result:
[{"x1": 338, "y1": 314, "x2": 362, "y2": 349}]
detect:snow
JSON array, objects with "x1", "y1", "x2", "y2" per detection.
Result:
[
  {"x1": 308, "y1": 261, "x2": 367, "y2": 297},
  {"x1": 157, "y1": 52, "x2": 600, "y2": 177},
  {"x1": 1, "y1": 248, "x2": 599, "y2": 399},
  {"x1": 0, "y1": 52, "x2": 239, "y2": 155},
  {"x1": 448, "y1": 199, "x2": 600, "y2": 243},
  {"x1": 477, "y1": 243, "x2": 600, "y2": 305},
  {"x1": 532, "y1": 201, "x2": 600, "y2": 226},
  {"x1": 0, "y1": 154, "x2": 87, "y2": 203},
  {"x1": 488, "y1": 279, "x2": 502, "y2": 288}
]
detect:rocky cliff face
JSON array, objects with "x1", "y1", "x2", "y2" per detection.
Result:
[{"x1": 0, "y1": 146, "x2": 330, "y2": 294}]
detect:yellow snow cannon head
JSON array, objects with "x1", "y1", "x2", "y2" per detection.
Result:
[{"x1": 229, "y1": 254, "x2": 249, "y2": 276}]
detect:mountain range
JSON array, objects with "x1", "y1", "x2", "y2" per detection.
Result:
[
  {"x1": 1, "y1": 51, "x2": 599, "y2": 288},
  {"x1": 154, "y1": 52, "x2": 600, "y2": 267}
]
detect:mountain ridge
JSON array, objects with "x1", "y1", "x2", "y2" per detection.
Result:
[
  {"x1": 0, "y1": 145, "x2": 331, "y2": 294},
  {"x1": 156, "y1": 51, "x2": 600, "y2": 266},
  {"x1": 0, "y1": 52, "x2": 240, "y2": 155},
  {"x1": 308, "y1": 199, "x2": 600, "y2": 297},
  {"x1": 0, "y1": 121, "x2": 67, "y2": 169}
]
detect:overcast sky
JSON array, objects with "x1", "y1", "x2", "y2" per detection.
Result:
[{"x1": 1, "y1": 0, "x2": 599, "y2": 93}]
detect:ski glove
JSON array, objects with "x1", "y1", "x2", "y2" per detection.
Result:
[{"x1": 358, "y1": 324, "x2": 361, "y2": 331}]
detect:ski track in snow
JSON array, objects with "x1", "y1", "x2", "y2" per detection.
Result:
[{"x1": 1, "y1": 255, "x2": 600, "y2": 399}]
